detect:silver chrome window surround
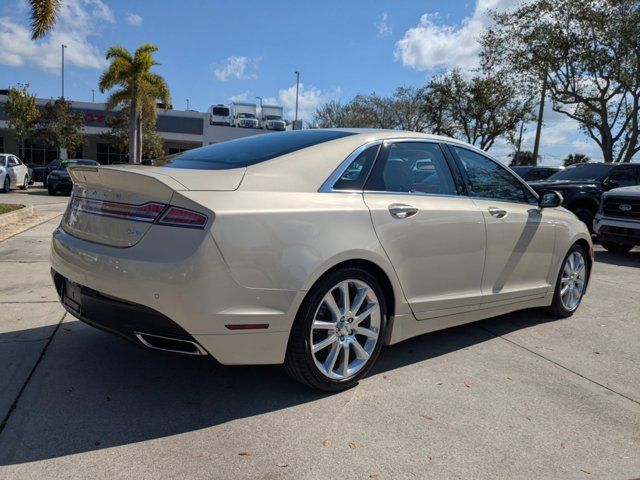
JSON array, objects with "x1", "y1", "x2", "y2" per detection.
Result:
[{"x1": 319, "y1": 138, "x2": 460, "y2": 199}]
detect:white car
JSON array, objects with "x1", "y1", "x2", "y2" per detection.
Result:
[
  {"x1": 50, "y1": 130, "x2": 593, "y2": 391},
  {"x1": 0, "y1": 154, "x2": 30, "y2": 192}
]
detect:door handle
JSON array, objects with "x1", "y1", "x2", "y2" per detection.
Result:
[
  {"x1": 488, "y1": 207, "x2": 508, "y2": 219},
  {"x1": 389, "y1": 203, "x2": 419, "y2": 219}
]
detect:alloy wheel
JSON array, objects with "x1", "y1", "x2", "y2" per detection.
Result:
[
  {"x1": 310, "y1": 279, "x2": 381, "y2": 380},
  {"x1": 560, "y1": 251, "x2": 586, "y2": 311}
]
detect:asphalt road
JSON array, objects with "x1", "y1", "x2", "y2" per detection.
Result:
[{"x1": 0, "y1": 190, "x2": 639, "y2": 479}]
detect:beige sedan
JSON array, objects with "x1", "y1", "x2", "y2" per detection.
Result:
[{"x1": 50, "y1": 130, "x2": 592, "y2": 390}]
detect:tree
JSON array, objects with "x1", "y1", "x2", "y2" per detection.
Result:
[
  {"x1": 426, "y1": 70, "x2": 534, "y2": 151},
  {"x1": 509, "y1": 150, "x2": 538, "y2": 166},
  {"x1": 29, "y1": 0, "x2": 62, "y2": 39},
  {"x1": 101, "y1": 107, "x2": 164, "y2": 161},
  {"x1": 482, "y1": 0, "x2": 640, "y2": 163},
  {"x1": 34, "y1": 98, "x2": 84, "y2": 157},
  {"x1": 564, "y1": 153, "x2": 591, "y2": 167},
  {"x1": 3, "y1": 84, "x2": 39, "y2": 159},
  {"x1": 99, "y1": 44, "x2": 170, "y2": 164}
]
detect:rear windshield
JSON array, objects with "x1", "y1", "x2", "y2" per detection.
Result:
[
  {"x1": 547, "y1": 164, "x2": 612, "y2": 181},
  {"x1": 212, "y1": 107, "x2": 229, "y2": 116},
  {"x1": 161, "y1": 130, "x2": 356, "y2": 170}
]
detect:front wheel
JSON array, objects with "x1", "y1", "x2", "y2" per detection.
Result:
[
  {"x1": 600, "y1": 240, "x2": 634, "y2": 254},
  {"x1": 284, "y1": 267, "x2": 387, "y2": 391},
  {"x1": 547, "y1": 244, "x2": 589, "y2": 318},
  {"x1": 1, "y1": 176, "x2": 9, "y2": 193}
]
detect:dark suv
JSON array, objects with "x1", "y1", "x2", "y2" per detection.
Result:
[
  {"x1": 511, "y1": 166, "x2": 563, "y2": 182},
  {"x1": 529, "y1": 163, "x2": 640, "y2": 232}
]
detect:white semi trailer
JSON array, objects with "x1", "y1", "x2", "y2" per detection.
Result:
[
  {"x1": 230, "y1": 102, "x2": 259, "y2": 129},
  {"x1": 260, "y1": 105, "x2": 286, "y2": 131}
]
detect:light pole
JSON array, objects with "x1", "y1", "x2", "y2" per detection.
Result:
[
  {"x1": 91, "y1": 89, "x2": 95, "y2": 103},
  {"x1": 255, "y1": 96, "x2": 263, "y2": 107},
  {"x1": 61, "y1": 44, "x2": 67, "y2": 99},
  {"x1": 186, "y1": 99, "x2": 190, "y2": 110},
  {"x1": 294, "y1": 71, "x2": 300, "y2": 126}
]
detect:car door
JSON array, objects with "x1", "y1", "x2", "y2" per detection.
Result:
[
  {"x1": 11, "y1": 156, "x2": 27, "y2": 184},
  {"x1": 362, "y1": 140, "x2": 486, "y2": 319},
  {"x1": 448, "y1": 145, "x2": 556, "y2": 306}
]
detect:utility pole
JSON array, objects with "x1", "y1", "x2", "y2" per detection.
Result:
[
  {"x1": 61, "y1": 44, "x2": 67, "y2": 99},
  {"x1": 514, "y1": 121, "x2": 525, "y2": 165},
  {"x1": 532, "y1": 76, "x2": 547, "y2": 166},
  {"x1": 91, "y1": 89, "x2": 95, "y2": 103},
  {"x1": 294, "y1": 71, "x2": 300, "y2": 126},
  {"x1": 186, "y1": 99, "x2": 190, "y2": 110}
]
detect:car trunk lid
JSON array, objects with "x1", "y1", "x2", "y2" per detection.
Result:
[{"x1": 62, "y1": 165, "x2": 244, "y2": 247}]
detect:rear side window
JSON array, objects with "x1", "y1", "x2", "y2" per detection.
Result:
[
  {"x1": 332, "y1": 144, "x2": 380, "y2": 191},
  {"x1": 366, "y1": 142, "x2": 457, "y2": 195},
  {"x1": 161, "y1": 130, "x2": 356, "y2": 170}
]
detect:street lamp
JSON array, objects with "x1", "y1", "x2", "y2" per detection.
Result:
[
  {"x1": 61, "y1": 44, "x2": 67, "y2": 99},
  {"x1": 91, "y1": 89, "x2": 95, "y2": 103},
  {"x1": 186, "y1": 99, "x2": 190, "y2": 110},
  {"x1": 294, "y1": 71, "x2": 300, "y2": 125},
  {"x1": 255, "y1": 96, "x2": 263, "y2": 107}
]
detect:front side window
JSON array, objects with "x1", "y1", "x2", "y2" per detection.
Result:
[
  {"x1": 366, "y1": 142, "x2": 457, "y2": 195},
  {"x1": 453, "y1": 146, "x2": 534, "y2": 204},
  {"x1": 332, "y1": 144, "x2": 380, "y2": 191},
  {"x1": 607, "y1": 167, "x2": 638, "y2": 187}
]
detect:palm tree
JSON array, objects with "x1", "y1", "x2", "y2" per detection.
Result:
[
  {"x1": 29, "y1": 0, "x2": 62, "y2": 39},
  {"x1": 99, "y1": 44, "x2": 170, "y2": 164}
]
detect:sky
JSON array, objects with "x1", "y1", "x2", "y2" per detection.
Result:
[{"x1": 0, "y1": 0, "x2": 604, "y2": 165}]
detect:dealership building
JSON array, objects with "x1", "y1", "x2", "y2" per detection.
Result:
[{"x1": 0, "y1": 94, "x2": 289, "y2": 165}]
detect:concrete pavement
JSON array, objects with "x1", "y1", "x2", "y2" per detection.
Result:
[{"x1": 0, "y1": 196, "x2": 638, "y2": 479}]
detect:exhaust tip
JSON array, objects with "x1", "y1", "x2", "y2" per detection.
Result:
[{"x1": 134, "y1": 332, "x2": 207, "y2": 356}]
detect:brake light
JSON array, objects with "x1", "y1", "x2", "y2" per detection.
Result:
[
  {"x1": 70, "y1": 197, "x2": 208, "y2": 229},
  {"x1": 73, "y1": 198, "x2": 165, "y2": 222},
  {"x1": 158, "y1": 207, "x2": 208, "y2": 228}
]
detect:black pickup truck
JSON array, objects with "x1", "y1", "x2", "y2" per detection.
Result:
[{"x1": 529, "y1": 163, "x2": 640, "y2": 232}]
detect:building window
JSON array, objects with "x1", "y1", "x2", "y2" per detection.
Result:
[
  {"x1": 96, "y1": 143, "x2": 127, "y2": 165},
  {"x1": 22, "y1": 140, "x2": 60, "y2": 166}
]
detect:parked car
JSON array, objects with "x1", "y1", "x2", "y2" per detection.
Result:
[
  {"x1": 0, "y1": 153, "x2": 30, "y2": 192},
  {"x1": 42, "y1": 159, "x2": 62, "y2": 187},
  {"x1": 28, "y1": 164, "x2": 46, "y2": 184},
  {"x1": 529, "y1": 162, "x2": 640, "y2": 232},
  {"x1": 50, "y1": 130, "x2": 592, "y2": 391},
  {"x1": 208, "y1": 104, "x2": 233, "y2": 126},
  {"x1": 260, "y1": 104, "x2": 286, "y2": 131},
  {"x1": 47, "y1": 159, "x2": 99, "y2": 196},
  {"x1": 511, "y1": 166, "x2": 563, "y2": 182},
  {"x1": 594, "y1": 185, "x2": 640, "y2": 253},
  {"x1": 230, "y1": 102, "x2": 259, "y2": 128}
]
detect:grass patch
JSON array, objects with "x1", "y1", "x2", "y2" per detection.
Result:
[{"x1": 0, "y1": 204, "x2": 24, "y2": 215}]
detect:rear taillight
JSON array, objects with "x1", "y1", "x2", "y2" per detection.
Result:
[
  {"x1": 70, "y1": 197, "x2": 208, "y2": 229},
  {"x1": 74, "y1": 198, "x2": 165, "y2": 222},
  {"x1": 158, "y1": 207, "x2": 208, "y2": 228}
]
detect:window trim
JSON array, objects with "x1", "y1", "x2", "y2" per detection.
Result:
[{"x1": 445, "y1": 143, "x2": 540, "y2": 206}]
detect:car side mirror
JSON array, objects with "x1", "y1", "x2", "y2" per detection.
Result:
[{"x1": 539, "y1": 190, "x2": 563, "y2": 208}]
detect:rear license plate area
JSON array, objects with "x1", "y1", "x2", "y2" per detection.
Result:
[{"x1": 64, "y1": 279, "x2": 82, "y2": 314}]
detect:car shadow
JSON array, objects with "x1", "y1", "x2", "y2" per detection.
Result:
[
  {"x1": 0, "y1": 308, "x2": 558, "y2": 465},
  {"x1": 594, "y1": 249, "x2": 640, "y2": 267}
]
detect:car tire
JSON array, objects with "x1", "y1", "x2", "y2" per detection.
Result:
[
  {"x1": 573, "y1": 207, "x2": 595, "y2": 233},
  {"x1": 47, "y1": 184, "x2": 56, "y2": 196},
  {"x1": 547, "y1": 244, "x2": 589, "y2": 318},
  {"x1": 600, "y1": 240, "x2": 634, "y2": 254},
  {"x1": 1, "y1": 176, "x2": 9, "y2": 193},
  {"x1": 284, "y1": 266, "x2": 387, "y2": 391},
  {"x1": 20, "y1": 176, "x2": 28, "y2": 190}
]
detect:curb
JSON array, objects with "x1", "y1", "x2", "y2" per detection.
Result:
[{"x1": 0, "y1": 205, "x2": 36, "y2": 228}]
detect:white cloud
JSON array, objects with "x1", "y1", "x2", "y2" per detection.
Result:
[
  {"x1": 395, "y1": 0, "x2": 517, "y2": 71},
  {"x1": 277, "y1": 83, "x2": 341, "y2": 122},
  {"x1": 375, "y1": 12, "x2": 392, "y2": 37},
  {"x1": 213, "y1": 56, "x2": 259, "y2": 81},
  {"x1": 228, "y1": 90, "x2": 251, "y2": 102},
  {"x1": 0, "y1": 0, "x2": 114, "y2": 72},
  {"x1": 126, "y1": 12, "x2": 143, "y2": 26}
]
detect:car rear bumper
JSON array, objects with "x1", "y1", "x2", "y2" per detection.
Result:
[{"x1": 50, "y1": 225, "x2": 297, "y2": 364}]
